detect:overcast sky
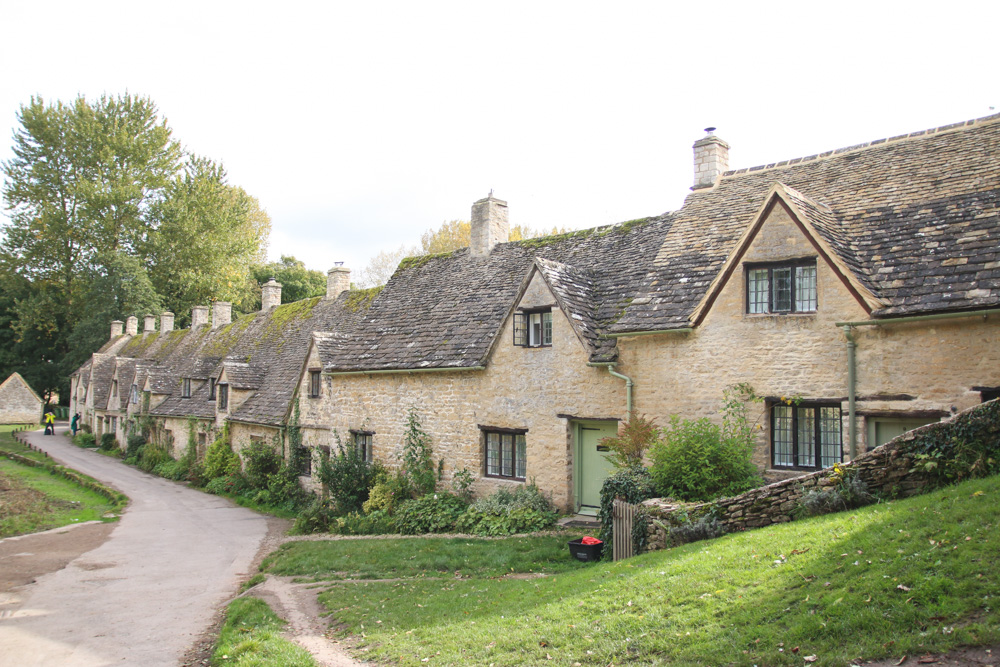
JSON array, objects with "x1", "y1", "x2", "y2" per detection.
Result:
[{"x1": 1, "y1": 0, "x2": 997, "y2": 275}]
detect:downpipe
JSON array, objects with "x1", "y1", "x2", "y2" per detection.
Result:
[{"x1": 842, "y1": 325, "x2": 857, "y2": 460}]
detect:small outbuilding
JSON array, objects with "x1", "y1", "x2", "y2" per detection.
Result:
[{"x1": 0, "y1": 372, "x2": 44, "y2": 425}]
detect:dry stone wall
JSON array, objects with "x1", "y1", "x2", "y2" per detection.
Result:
[{"x1": 643, "y1": 400, "x2": 1000, "y2": 552}]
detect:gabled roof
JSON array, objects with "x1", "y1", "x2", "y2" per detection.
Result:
[
  {"x1": 89, "y1": 355, "x2": 117, "y2": 412},
  {"x1": 0, "y1": 372, "x2": 43, "y2": 404},
  {"x1": 531, "y1": 257, "x2": 612, "y2": 362}
]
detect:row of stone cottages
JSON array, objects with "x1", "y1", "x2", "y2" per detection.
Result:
[{"x1": 70, "y1": 114, "x2": 1000, "y2": 514}]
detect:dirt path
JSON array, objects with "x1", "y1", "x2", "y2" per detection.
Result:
[{"x1": 0, "y1": 427, "x2": 271, "y2": 667}]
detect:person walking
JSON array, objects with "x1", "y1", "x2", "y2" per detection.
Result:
[
  {"x1": 44, "y1": 410, "x2": 56, "y2": 435},
  {"x1": 71, "y1": 412, "x2": 80, "y2": 436}
]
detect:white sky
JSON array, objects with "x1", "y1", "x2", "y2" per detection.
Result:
[{"x1": 1, "y1": 0, "x2": 997, "y2": 275}]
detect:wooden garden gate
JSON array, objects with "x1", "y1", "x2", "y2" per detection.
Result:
[{"x1": 612, "y1": 498, "x2": 639, "y2": 561}]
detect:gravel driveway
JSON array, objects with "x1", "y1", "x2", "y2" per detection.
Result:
[{"x1": 0, "y1": 427, "x2": 271, "y2": 666}]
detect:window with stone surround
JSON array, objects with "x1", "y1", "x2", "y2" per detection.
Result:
[
  {"x1": 746, "y1": 260, "x2": 817, "y2": 314},
  {"x1": 130, "y1": 384, "x2": 139, "y2": 404},
  {"x1": 308, "y1": 370, "x2": 321, "y2": 398},
  {"x1": 352, "y1": 430, "x2": 373, "y2": 462},
  {"x1": 771, "y1": 402, "x2": 842, "y2": 470},
  {"x1": 209, "y1": 378, "x2": 217, "y2": 401},
  {"x1": 181, "y1": 378, "x2": 191, "y2": 398},
  {"x1": 483, "y1": 428, "x2": 527, "y2": 480},
  {"x1": 218, "y1": 383, "x2": 229, "y2": 411},
  {"x1": 513, "y1": 309, "x2": 552, "y2": 347}
]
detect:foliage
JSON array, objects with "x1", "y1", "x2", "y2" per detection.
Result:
[
  {"x1": 249, "y1": 255, "x2": 326, "y2": 308},
  {"x1": 451, "y1": 467, "x2": 475, "y2": 502},
  {"x1": 393, "y1": 492, "x2": 469, "y2": 535},
  {"x1": 355, "y1": 244, "x2": 416, "y2": 289},
  {"x1": 290, "y1": 496, "x2": 336, "y2": 534},
  {"x1": 315, "y1": 432, "x2": 382, "y2": 514},
  {"x1": 242, "y1": 439, "x2": 283, "y2": 490},
  {"x1": 400, "y1": 408, "x2": 436, "y2": 497},
  {"x1": 125, "y1": 433, "x2": 146, "y2": 459},
  {"x1": 328, "y1": 510, "x2": 396, "y2": 536},
  {"x1": 648, "y1": 385, "x2": 763, "y2": 502},
  {"x1": 135, "y1": 443, "x2": 173, "y2": 473},
  {"x1": 362, "y1": 472, "x2": 408, "y2": 515},
  {"x1": 455, "y1": 482, "x2": 558, "y2": 536},
  {"x1": 907, "y1": 399, "x2": 1000, "y2": 486},
  {"x1": 205, "y1": 473, "x2": 249, "y2": 497},
  {"x1": 203, "y1": 424, "x2": 241, "y2": 481},
  {"x1": 212, "y1": 597, "x2": 316, "y2": 667},
  {"x1": 74, "y1": 432, "x2": 97, "y2": 448},
  {"x1": 597, "y1": 464, "x2": 657, "y2": 557},
  {"x1": 99, "y1": 432, "x2": 117, "y2": 451},
  {"x1": 599, "y1": 412, "x2": 659, "y2": 468},
  {"x1": 797, "y1": 462, "x2": 877, "y2": 518},
  {"x1": 667, "y1": 512, "x2": 727, "y2": 547}
]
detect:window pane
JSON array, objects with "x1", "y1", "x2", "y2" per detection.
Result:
[
  {"x1": 773, "y1": 405, "x2": 794, "y2": 466},
  {"x1": 819, "y1": 407, "x2": 842, "y2": 467},
  {"x1": 795, "y1": 266, "x2": 817, "y2": 311},
  {"x1": 515, "y1": 434, "x2": 526, "y2": 479},
  {"x1": 542, "y1": 312, "x2": 552, "y2": 345},
  {"x1": 501, "y1": 434, "x2": 513, "y2": 477},
  {"x1": 487, "y1": 433, "x2": 500, "y2": 475},
  {"x1": 748, "y1": 269, "x2": 769, "y2": 313},
  {"x1": 513, "y1": 313, "x2": 527, "y2": 346},
  {"x1": 529, "y1": 313, "x2": 542, "y2": 346},
  {"x1": 773, "y1": 267, "x2": 792, "y2": 312},
  {"x1": 796, "y1": 407, "x2": 816, "y2": 467}
]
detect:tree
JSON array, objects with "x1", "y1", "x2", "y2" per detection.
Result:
[
  {"x1": 249, "y1": 255, "x2": 327, "y2": 308},
  {"x1": 355, "y1": 244, "x2": 416, "y2": 289}
]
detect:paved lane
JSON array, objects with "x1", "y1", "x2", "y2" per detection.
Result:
[{"x1": 0, "y1": 427, "x2": 270, "y2": 666}]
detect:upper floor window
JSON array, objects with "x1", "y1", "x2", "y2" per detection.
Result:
[
  {"x1": 209, "y1": 378, "x2": 217, "y2": 401},
  {"x1": 181, "y1": 378, "x2": 191, "y2": 398},
  {"x1": 746, "y1": 261, "x2": 817, "y2": 314},
  {"x1": 218, "y1": 384, "x2": 229, "y2": 411},
  {"x1": 513, "y1": 309, "x2": 552, "y2": 347},
  {"x1": 111, "y1": 380, "x2": 118, "y2": 398},
  {"x1": 308, "y1": 370, "x2": 321, "y2": 398},
  {"x1": 130, "y1": 384, "x2": 139, "y2": 404},
  {"x1": 352, "y1": 431, "x2": 374, "y2": 462}
]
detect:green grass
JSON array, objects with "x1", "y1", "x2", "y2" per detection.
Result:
[
  {"x1": 299, "y1": 476, "x2": 999, "y2": 666},
  {"x1": 211, "y1": 596, "x2": 316, "y2": 666},
  {"x1": 263, "y1": 533, "x2": 591, "y2": 580},
  {"x1": 0, "y1": 459, "x2": 118, "y2": 537}
]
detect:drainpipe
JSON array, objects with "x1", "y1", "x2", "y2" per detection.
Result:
[
  {"x1": 590, "y1": 362, "x2": 634, "y2": 414},
  {"x1": 842, "y1": 325, "x2": 857, "y2": 460}
]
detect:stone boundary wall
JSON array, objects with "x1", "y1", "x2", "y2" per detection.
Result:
[{"x1": 643, "y1": 400, "x2": 999, "y2": 552}]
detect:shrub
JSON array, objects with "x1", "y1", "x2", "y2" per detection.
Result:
[
  {"x1": 330, "y1": 510, "x2": 395, "y2": 536},
  {"x1": 401, "y1": 408, "x2": 436, "y2": 497},
  {"x1": 242, "y1": 439, "x2": 283, "y2": 490},
  {"x1": 75, "y1": 432, "x2": 97, "y2": 448},
  {"x1": 126, "y1": 434, "x2": 146, "y2": 460},
  {"x1": 393, "y1": 492, "x2": 468, "y2": 534},
  {"x1": 203, "y1": 428, "x2": 241, "y2": 482},
  {"x1": 798, "y1": 465, "x2": 876, "y2": 517},
  {"x1": 205, "y1": 473, "x2": 249, "y2": 496},
  {"x1": 99, "y1": 432, "x2": 118, "y2": 451},
  {"x1": 80, "y1": 422, "x2": 93, "y2": 434},
  {"x1": 456, "y1": 483, "x2": 558, "y2": 536},
  {"x1": 362, "y1": 474, "x2": 407, "y2": 515},
  {"x1": 137, "y1": 443, "x2": 174, "y2": 473},
  {"x1": 316, "y1": 436, "x2": 382, "y2": 514},
  {"x1": 599, "y1": 413, "x2": 660, "y2": 468},
  {"x1": 597, "y1": 465, "x2": 657, "y2": 555},
  {"x1": 649, "y1": 386, "x2": 763, "y2": 502},
  {"x1": 451, "y1": 467, "x2": 475, "y2": 502},
  {"x1": 291, "y1": 497, "x2": 336, "y2": 534},
  {"x1": 908, "y1": 399, "x2": 1000, "y2": 486}
]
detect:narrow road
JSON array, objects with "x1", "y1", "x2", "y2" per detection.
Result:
[{"x1": 0, "y1": 427, "x2": 271, "y2": 666}]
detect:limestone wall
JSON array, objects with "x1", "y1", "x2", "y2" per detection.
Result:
[{"x1": 0, "y1": 375, "x2": 43, "y2": 424}]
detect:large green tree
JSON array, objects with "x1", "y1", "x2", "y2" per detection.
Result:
[
  {"x1": 0, "y1": 94, "x2": 269, "y2": 400},
  {"x1": 249, "y1": 255, "x2": 327, "y2": 309}
]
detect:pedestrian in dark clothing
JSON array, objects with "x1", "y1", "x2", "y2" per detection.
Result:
[{"x1": 71, "y1": 413, "x2": 80, "y2": 436}]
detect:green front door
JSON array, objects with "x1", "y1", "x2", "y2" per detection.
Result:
[
  {"x1": 867, "y1": 417, "x2": 939, "y2": 449},
  {"x1": 576, "y1": 421, "x2": 618, "y2": 514}
]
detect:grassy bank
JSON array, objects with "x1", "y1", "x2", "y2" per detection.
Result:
[
  {"x1": 270, "y1": 475, "x2": 998, "y2": 666},
  {"x1": 211, "y1": 597, "x2": 316, "y2": 666}
]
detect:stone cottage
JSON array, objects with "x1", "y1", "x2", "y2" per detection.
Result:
[
  {"x1": 0, "y1": 372, "x2": 44, "y2": 424},
  {"x1": 72, "y1": 114, "x2": 1000, "y2": 514}
]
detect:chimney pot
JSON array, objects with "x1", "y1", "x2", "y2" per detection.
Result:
[
  {"x1": 160, "y1": 312, "x2": 175, "y2": 333},
  {"x1": 212, "y1": 302, "x2": 232, "y2": 329},
  {"x1": 110, "y1": 320, "x2": 124, "y2": 339},
  {"x1": 692, "y1": 129, "x2": 730, "y2": 190},
  {"x1": 327, "y1": 265, "x2": 351, "y2": 299},
  {"x1": 125, "y1": 316, "x2": 138, "y2": 336},
  {"x1": 143, "y1": 314, "x2": 156, "y2": 333},
  {"x1": 261, "y1": 278, "x2": 283, "y2": 311},
  {"x1": 191, "y1": 305, "x2": 210, "y2": 328},
  {"x1": 470, "y1": 194, "x2": 509, "y2": 257}
]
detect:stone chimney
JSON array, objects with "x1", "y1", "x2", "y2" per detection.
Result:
[
  {"x1": 143, "y1": 314, "x2": 156, "y2": 333},
  {"x1": 160, "y1": 311, "x2": 175, "y2": 333},
  {"x1": 125, "y1": 316, "x2": 138, "y2": 336},
  {"x1": 191, "y1": 305, "x2": 210, "y2": 328},
  {"x1": 327, "y1": 264, "x2": 351, "y2": 299},
  {"x1": 212, "y1": 301, "x2": 232, "y2": 329},
  {"x1": 470, "y1": 193, "x2": 509, "y2": 257},
  {"x1": 261, "y1": 278, "x2": 282, "y2": 311},
  {"x1": 110, "y1": 320, "x2": 124, "y2": 339},
  {"x1": 692, "y1": 127, "x2": 730, "y2": 190}
]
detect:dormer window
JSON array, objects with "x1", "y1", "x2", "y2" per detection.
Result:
[
  {"x1": 746, "y1": 261, "x2": 817, "y2": 314},
  {"x1": 181, "y1": 378, "x2": 191, "y2": 398},
  {"x1": 218, "y1": 384, "x2": 229, "y2": 411},
  {"x1": 130, "y1": 384, "x2": 139, "y2": 404},
  {"x1": 513, "y1": 309, "x2": 552, "y2": 347},
  {"x1": 209, "y1": 378, "x2": 217, "y2": 400}
]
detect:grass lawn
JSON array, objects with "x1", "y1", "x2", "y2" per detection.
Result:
[
  {"x1": 269, "y1": 475, "x2": 999, "y2": 666},
  {"x1": 211, "y1": 597, "x2": 316, "y2": 666},
  {"x1": 0, "y1": 424, "x2": 122, "y2": 537}
]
